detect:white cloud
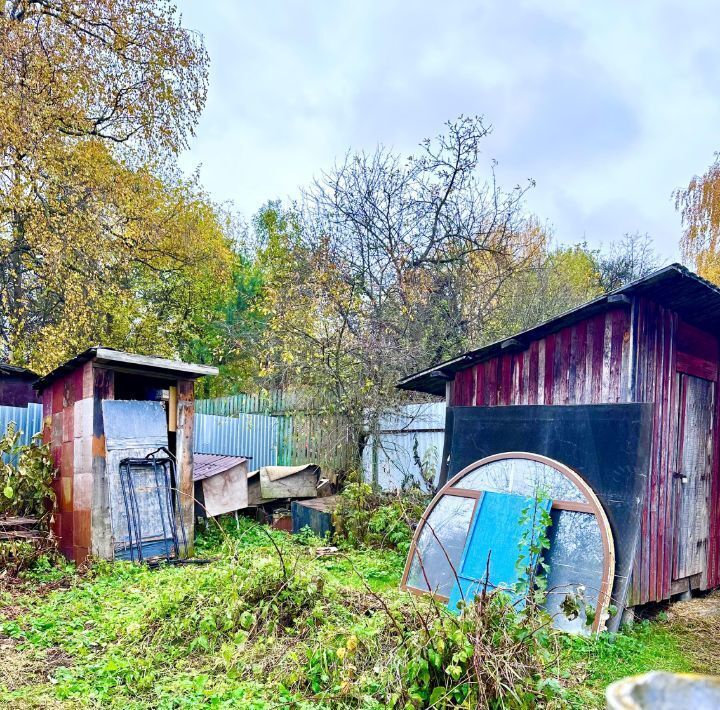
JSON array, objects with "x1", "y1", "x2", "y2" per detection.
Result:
[{"x1": 177, "y1": 0, "x2": 720, "y2": 260}]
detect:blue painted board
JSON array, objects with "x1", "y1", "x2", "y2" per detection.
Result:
[
  {"x1": 447, "y1": 492, "x2": 551, "y2": 612},
  {"x1": 115, "y1": 539, "x2": 174, "y2": 561},
  {"x1": 291, "y1": 501, "x2": 334, "y2": 539}
]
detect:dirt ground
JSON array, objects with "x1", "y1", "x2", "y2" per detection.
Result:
[
  {"x1": 664, "y1": 590, "x2": 720, "y2": 674},
  {"x1": 0, "y1": 636, "x2": 70, "y2": 708}
]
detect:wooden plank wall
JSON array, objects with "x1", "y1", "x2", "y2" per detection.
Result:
[
  {"x1": 631, "y1": 299, "x2": 677, "y2": 604},
  {"x1": 674, "y1": 320, "x2": 720, "y2": 592},
  {"x1": 449, "y1": 298, "x2": 720, "y2": 606},
  {"x1": 451, "y1": 308, "x2": 633, "y2": 407},
  {"x1": 709, "y1": 371, "x2": 720, "y2": 590}
]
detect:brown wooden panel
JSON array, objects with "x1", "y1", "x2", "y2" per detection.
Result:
[
  {"x1": 590, "y1": 313, "x2": 605, "y2": 403},
  {"x1": 609, "y1": 309, "x2": 626, "y2": 402},
  {"x1": 451, "y1": 367, "x2": 473, "y2": 406},
  {"x1": 475, "y1": 363, "x2": 485, "y2": 406},
  {"x1": 574, "y1": 320, "x2": 587, "y2": 403},
  {"x1": 528, "y1": 340, "x2": 539, "y2": 405},
  {"x1": 176, "y1": 378, "x2": 196, "y2": 556},
  {"x1": 708, "y1": 374, "x2": 720, "y2": 589},
  {"x1": 486, "y1": 359, "x2": 498, "y2": 406},
  {"x1": 543, "y1": 333, "x2": 555, "y2": 404},
  {"x1": 630, "y1": 298, "x2": 680, "y2": 606},
  {"x1": 677, "y1": 321, "x2": 719, "y2": 362},
  {"x1": 500, "y1": 354, "x2": 512, "y2": 405}
]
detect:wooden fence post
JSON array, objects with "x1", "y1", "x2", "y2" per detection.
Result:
[{"x1": 176, "y1": 379, "x2": 195, "y2": 556}]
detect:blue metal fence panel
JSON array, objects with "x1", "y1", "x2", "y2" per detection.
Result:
[
  {"x1": 0, "y1": 403, "x2": 43, "y2": 462},
  {"x1": 193, "y1": 412, "x2": 279, "y2": 470}
]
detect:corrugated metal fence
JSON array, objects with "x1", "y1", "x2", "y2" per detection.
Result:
[
  {"x1": 195, "y1": 395, "x2": 446, "y2": 484},
  {"x1": 0, "y1": 403, "x2": 43, "y2": 462},
  {"x1": 193, "y1": 411, "x2": 284, "y2": 470},
  {"x1": 193, "y1": 393, "x2": 356, "y2": 477},
  {"x1": 195, "y1": 391, "x2": 285, "y2": 416},
  {"x1": 361, "y1": 403, "x2": 446, "y2": 491},
  {"x1": 0, "y1": 396, "x2": 448, "y2": 487}
]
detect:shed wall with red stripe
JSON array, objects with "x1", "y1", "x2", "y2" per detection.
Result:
[{"x1": 449, "y1": 297, "x2": 720, "y2": 606}]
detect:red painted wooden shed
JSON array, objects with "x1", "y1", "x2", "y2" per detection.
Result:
[
  {"x1": 35, "y1": 347, "x2": 217, "y2": 563},
  {"x1": 399, "y1": 263, "x2": 720, "y2": 607}
]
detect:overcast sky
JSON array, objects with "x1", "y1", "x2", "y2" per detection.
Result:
[{"x1": 177, "y1": 1, "x2": 720, "y2": 260}]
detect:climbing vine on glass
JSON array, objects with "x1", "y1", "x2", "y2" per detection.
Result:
[
  {"x1": 514, "y1": 493, "x2": 553, "y2": 606},
  {"x1": 0, "y1": 424, "x2": 56, "y2": 519}
]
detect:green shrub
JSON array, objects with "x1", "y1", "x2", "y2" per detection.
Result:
[
  {"x1": 332, "y1": 482, "x2": 427, "y2": 553},
  {"x1": 0, "y1": 423, "x2": 56, "y2": 520}
]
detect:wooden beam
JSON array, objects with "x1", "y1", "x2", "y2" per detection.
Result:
[
  {"x1": 607, "y1": 294, "x2": 631, "y2": 306},
  {"x1": 500, "y1": 338, "x2": 525, "y2": 352},
  {"x1": 176, "y1": 379, "x2": 195, "y2": 556}
]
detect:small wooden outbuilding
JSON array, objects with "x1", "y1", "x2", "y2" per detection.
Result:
[
  {"x1": 0, "y1": 363, "x2": 40, "y2": 407},
  {"x1": 35, "y1": 347, "x2": 217, "y2": 562},
  {"x1": 399, "y1": 264, "x2": 720, "y2": 611},
  {"x1": 193, "y1": 453, "x2": 250, "y2": 518}
]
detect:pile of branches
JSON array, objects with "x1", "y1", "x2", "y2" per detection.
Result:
[{"x1": 0, "y1": 520, "x2": 56, "y2": 577}]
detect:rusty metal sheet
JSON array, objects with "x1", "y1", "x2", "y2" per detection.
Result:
[{"x1": 193, "y1": 453, "x2": 249, "y2": 482}]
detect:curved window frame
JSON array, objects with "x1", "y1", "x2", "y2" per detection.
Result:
[{"x1": 400, "y1": 451, "x2": 616, "y2": 633}]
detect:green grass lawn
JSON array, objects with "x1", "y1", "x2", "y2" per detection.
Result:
[{"x1": 0, "y1": 518, "x2": 710, "y2": 709}]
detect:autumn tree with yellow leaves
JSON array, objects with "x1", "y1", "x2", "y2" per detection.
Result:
[
  {"x1": 0, "y1": 1, "x2": 237, "y2": 373},
  {"x1": 248, "y1": 117, "x2": 659, "y2": 468},
  {"x1": 675, "y1": 155, "x2": 720, "y2": 284}
]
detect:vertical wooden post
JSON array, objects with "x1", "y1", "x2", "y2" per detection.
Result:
[
  {"x1": 176, "y1": 379, "x2": 195, "y2": 556},
  {"x1": 168, "y1": 385, "x2": 177, "y2": 432}
]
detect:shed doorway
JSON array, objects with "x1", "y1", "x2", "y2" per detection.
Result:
[{"x1": 673, "y1": 373, "x2": 714, "y2": 584}]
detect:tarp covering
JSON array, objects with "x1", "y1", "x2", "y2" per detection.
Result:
[
  {"x1": 248, "y1": 464, "x2": 319, "y2": 482},
  {"x1": 247, "y1": 464, "x2": 320, "y2": 503},
  {"x1": 447, "y1": 492, "x2": 552, "y2": 612}
]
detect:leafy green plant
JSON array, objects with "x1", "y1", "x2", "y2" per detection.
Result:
[
  {"x1": 0, "y1": 513, "x2": 703, "y2": 709},
  {"x1": 332, "y1": 482, "x2": 427, "y2": 553},
  {"x1": 332, "y1": 482, "x2": 379, "y2": 547},
  {"x1": 0, "y1": 424, "x2": 56, "y2": 519},
  {"x1": 408, "y1": 439, "x2": 439, "y2": 493},
  {"x1": 515, "y1": 492, "x2": 553, "y2": 605}
]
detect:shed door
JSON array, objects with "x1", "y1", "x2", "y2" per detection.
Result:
[{"x1": 673, "y1": 374, "x2": 714, "y2": 581}]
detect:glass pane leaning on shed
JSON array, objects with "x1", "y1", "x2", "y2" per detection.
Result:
[{"x1": 402, "y1": 453, "x2": 615, "y2": 634}]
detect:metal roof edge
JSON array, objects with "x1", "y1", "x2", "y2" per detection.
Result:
[
  {"x1": 93, "y1": 348, "x2": 219, "y2": 377},
  {"x1": 35, "y1": 346, "x2": 218, "y2": 390},
  {"x1": 397, "y1": 262, "x2": 697, "y2": 393},
  {"x1": 0, "y1": 363, "x2": 38, "y2": 379}
]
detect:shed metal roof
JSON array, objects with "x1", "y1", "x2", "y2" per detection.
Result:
[
  {"x1": 0, "y1": 363, "x2": 37, "y2": 379},
  {"x1": 35, "y1": 346, "x2": 218, "y2": 390},
  {"x1": 398, "y1": 263, "x2": 720, "y2": 395},
  {"x1": 193, "y1": 453, "x2": 249, "y2": 482}
]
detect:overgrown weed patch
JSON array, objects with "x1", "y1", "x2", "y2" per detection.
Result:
[{"x1": 0, "y1": 516, "x2": 712, "y2": 708}]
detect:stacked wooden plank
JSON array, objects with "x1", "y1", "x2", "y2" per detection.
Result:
[{"x1": 0, "y1": 516, "x2": 45, "y2": 540}]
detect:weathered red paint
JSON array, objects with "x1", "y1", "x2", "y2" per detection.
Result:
[
  {"x1": 452, "y1": 307, "x2": 632, "y2": 408},
  {"x1": 450, "y1": 298, "x2": 720, "y2": 606}
]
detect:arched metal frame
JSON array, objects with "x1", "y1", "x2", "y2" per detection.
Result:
[{"x1": 400, "y1": 451, "x2": 616, "y2": 633}]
